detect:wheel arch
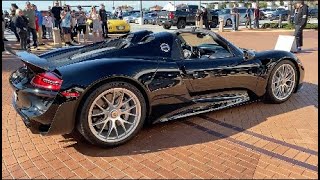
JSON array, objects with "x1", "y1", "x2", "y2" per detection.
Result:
[
  {"x1": 264, "y1": 57, "x2": 301, "y2": 94},
  {"x1": 73, "y1": 76, "x2": 152, "y2": 127}
]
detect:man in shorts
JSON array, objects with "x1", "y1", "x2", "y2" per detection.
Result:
[
  {"x1": 60, "y1": 5, "x2": 72, "y2": 46},
  {"x1": 76, "y1": 6, "x2": 87, "y2": 44}
]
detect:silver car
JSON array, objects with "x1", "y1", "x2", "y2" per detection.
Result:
[{"x1": 218, "y1": 8, "x2": 254, "y2": 26}]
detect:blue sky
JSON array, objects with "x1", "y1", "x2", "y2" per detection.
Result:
[{"x1": 2, "y1": 1, "x2": 209, "y2": 12}]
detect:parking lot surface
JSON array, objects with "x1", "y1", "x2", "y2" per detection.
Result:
[{"x1": 2, "y1": 28, "x2": 318, "y2": 179}]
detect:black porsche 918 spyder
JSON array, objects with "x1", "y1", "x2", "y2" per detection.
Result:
[{"x1": 9, "y1": 28, "x2": 304, "y2": 147}]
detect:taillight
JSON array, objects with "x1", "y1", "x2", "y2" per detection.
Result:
[
  {"x1": 168, "y1": 12, "x2": 174, "y2": 19},
  {"x1": 31, "y1": 72, "x2": 62, "y2": 91}
]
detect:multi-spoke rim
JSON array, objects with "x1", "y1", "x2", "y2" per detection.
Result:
[
  {"x1": 88, "y1": 88, "x2": 141, "y2": 143},
  {"x1": 271, "y1": 64, "x2": 296, "y2": 101}
]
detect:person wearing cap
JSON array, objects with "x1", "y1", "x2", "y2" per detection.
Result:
[
  {"x1": 23, "y1": 1, "x2": 38, "y2": 49},
  {"x1": 33, "y1": 4, "x2": 45, "y2": 46},
  {"x1": 51, "y1": 1, "x2": 63, "y2": 29},
  {"x1": 99, "y1": 4, "x2": 109, "y2": 38},
  {"x1": 293, "y1": 0, "x2": 308, "y2": 52}
]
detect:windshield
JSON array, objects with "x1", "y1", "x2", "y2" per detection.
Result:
[{"x1": 219, "y1": 9, "x2": 230, "y2": 14}]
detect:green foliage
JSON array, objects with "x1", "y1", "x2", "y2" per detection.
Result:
[
  {"x1": 261, "y1": 23, "x2": 318, "y2": 30},
  {"x1": 280, "y1": 0, "x2": 284, "y2": 6},
  {"x1": 258, "y1": 2, "x2": 268, "y2": 8}
]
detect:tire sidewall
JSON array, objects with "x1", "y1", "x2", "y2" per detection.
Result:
[
  {"x1": 78, "y1": 81, "x2": 147, "y2": 147},
  {"x1": 265, "y1": 60, "x2": 298, "y2": 103},
  {"x1": 177, "y1": 19, "x2": 186, "y2": 29}
]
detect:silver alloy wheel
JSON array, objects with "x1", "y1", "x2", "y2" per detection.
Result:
[
  {"x1": 271, "y1": 64, "x2": 296, "y2": 101},
  {"x1": 88, "y1": 88, "x2": 141, "y2": 143}
]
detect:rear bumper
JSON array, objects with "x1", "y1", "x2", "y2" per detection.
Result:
[
  {"x1": 9, "y1": 67, "x2": 78, "y2": 136},
  {"x1": 157, "y1": 19, "x2": 174, "y2": 26},
  {"x1": 12, "y1": 94, "x2": 78, "y2": 135}
]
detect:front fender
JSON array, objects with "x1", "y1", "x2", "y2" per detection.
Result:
[{"x1": 255, "y1": 50, "x2": 304, "y2": 96}]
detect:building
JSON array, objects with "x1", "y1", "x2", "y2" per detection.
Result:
[
  {"x1": 149, "y1": 5, "x2": 163, "y2": 11},
  {"x1": 117, "y1": 5, "x2": 133, "y2": 12}
]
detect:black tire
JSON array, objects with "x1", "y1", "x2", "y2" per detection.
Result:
[
  {"x1": 177, "y1": 19, "x2": 186, "y2": 29},
  {"x1": 225, "y1": 19, "x2": 232, "y2": 26},
  {"x1": 144, "y1": 19, "x2": 148, "y2": 24},
  {"x1": 163, "y1": 24, "x2": 171, "y2": 29},
  {"x1": 77, "y1": 81, "x2": 147, "y2": 147},
  {"x1": 264, "y1": 60, "x2": 298, "y2": 104}
]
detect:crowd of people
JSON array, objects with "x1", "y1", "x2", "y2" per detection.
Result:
[
  {"x1": 1, "y1": 1, "x2": 310, "y2": 53},
  {"x1": 2, "y1": 1, "x2": 114, "y2": 51}
]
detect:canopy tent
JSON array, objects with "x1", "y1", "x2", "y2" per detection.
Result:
[{"x1": 162, "y1": 2, "x2": 176, "y2": 11}]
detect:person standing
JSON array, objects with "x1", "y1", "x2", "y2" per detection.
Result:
[
  {"x1": 112, "y1": 7, "x2": 117, "y2": 18},
  {"x1": 245, "y1": 7, "x2": 252, "y2": 29},
  {"x1": 253, "y1": 6, "x2": 260, "y2": 29},
  {"x1": 15, "y1": 9, "x2": 29, "y2": 50},
  {"x1": 88, "y1": 6, "x2": 102, "y2": 43},
  {"x1": 294, "y1": 1, "x2": 308, "y2": 52},
  {"x1": 231, "y1": 4, "x2": 238, "y2": 31},
  {"x1": 60, "y1": 5, "x2": 72, "y2": 46},
  {"x1": 33, "y1": 5, "x2": 44, "y2": 46},
  {"x1": 45, "y1": 12, "x2": 53, "y2": 39},
  {"x1": 76, "y1": 6, "x2": 87, "y2": 44},
  {"x1": 23, "y1": 1, "x2": 38, "y2": 49},
  {"x1": 202, "y1": 7, "x2": 210, "y2": 30},
  {"x1": 195, "y1": 9, "x2": 202, "y2": 28},
  {"x1": 70, "y1": 10, "x2": 78, "y2": 44},
  {"x1": 99, "y1": 4, "x2": 109, "y2": 38},
  {"x1": 10, "y1": 4, "x2": 20, "y2": 42},
  {"x1": 2, "y1": 11, "x2": 5, "y2": 51},
  {"x1": 42, "y1": 12, "x2": 47, "y2": 39},
  {"x1": 51, "y1": 1, "x2": 63, "y2": 29},
  {"x1": 118, "y1": 7, "x2": 123, "y2": 20}
]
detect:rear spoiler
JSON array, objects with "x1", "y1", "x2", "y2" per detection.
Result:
[{"x1": 7, "y1": 48, "x2": 50, "y2": 71}]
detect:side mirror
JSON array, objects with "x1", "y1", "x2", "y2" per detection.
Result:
[{"x1": 243, "y1": 50, "x2": 255, "y2": 61}]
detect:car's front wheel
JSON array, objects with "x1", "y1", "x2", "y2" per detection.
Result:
[
  {"x1": 265, "y1": 60, "x2": 297, "y2": 103},
  {"x1": 78, "y1": 81, "x2": 146, "y2": 147}
]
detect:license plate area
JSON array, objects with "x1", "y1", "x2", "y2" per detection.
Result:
[{"x1": 117, "y1": 26, "x2": 125, "y2": 30}]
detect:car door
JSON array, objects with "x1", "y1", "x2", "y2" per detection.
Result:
[{"x1": 177, "y1": 33, "x2": 260, "y2": 96}]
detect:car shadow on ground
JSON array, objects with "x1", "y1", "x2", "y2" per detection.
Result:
[{"x1": 61, "y1": 82, "x2": 317, "y2": 157}]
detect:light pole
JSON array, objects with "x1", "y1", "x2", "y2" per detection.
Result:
[
  {"x1": 139, "y1": 0, "x2": 143, "y2": 25},
  {"x1": 199, "y1": 0, "x2": 201, "y2": 9}
]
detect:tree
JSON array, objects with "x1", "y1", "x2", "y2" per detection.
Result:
[
  {"x1": 206, "y1": 3, "x2": 216, "y2": 10},
  {"x1": 280, "y1": 0, "x2": 284, "y2": 6},
  {"x1": 259, "y1": 2, "x2": 267, "y2": 8}
]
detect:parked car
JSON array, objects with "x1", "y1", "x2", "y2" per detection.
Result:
[
  {"x1": 309, "y1": 8, "x2": 318, "y2": 19},
  {"x1": 157, "y1": 5, "x2": 218, "y2": 29},
  {"x1": 87, "y1": 16, "x2": 130, "y2": 33},
  {"x1": 123, "y1": 10, "x2": 140, "y2": 17},
  {"x1": 218, "y1": 8, "x2": 253, "y2": 26},
  {"x1": 9, "y1": 28, "x2": 304, "y2": 147},
  {"x1": 135, "y1": 13, "x2": 158, "y2": 24},
  {"x1": 269, "y1": 9, "x2": 289, "y2": 21},
  {"x1": 123, "y1": 12, "x2": 140, "y2": 23}
]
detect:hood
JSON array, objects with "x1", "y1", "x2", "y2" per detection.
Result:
[{"x1": 108, "y1": 19, "x2": 128, "y2": 26}]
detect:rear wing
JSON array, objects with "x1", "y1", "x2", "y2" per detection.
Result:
[{"x1": 6, "y1": 47, "x2": 50, "y2": 71}]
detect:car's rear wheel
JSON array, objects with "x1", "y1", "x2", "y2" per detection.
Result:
[
  {"x1": 78, "y1": 81, "x2": 146, "y2": 147},
  {"x1": 265, "y1": 60, "x2": 297, "y2": 103},
  {"x1": 144, "y1": 19, "x2": 148, "y2": 24},
  {"x1": 163, "y1": 24, "x2": 171, "y2": 29}
]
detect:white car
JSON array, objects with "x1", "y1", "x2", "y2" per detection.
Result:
[{"x1": 218, "y1": 8, "x2": 254, "y2": 26}]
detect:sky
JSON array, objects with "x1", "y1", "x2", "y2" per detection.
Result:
[{"x1": 2, "y1": 0, "x2": 211, "y2": 12}]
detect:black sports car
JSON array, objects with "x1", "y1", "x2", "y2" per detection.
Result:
[{"x1": 9, "y1": 28, "x2": 304, "y2": 147}]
